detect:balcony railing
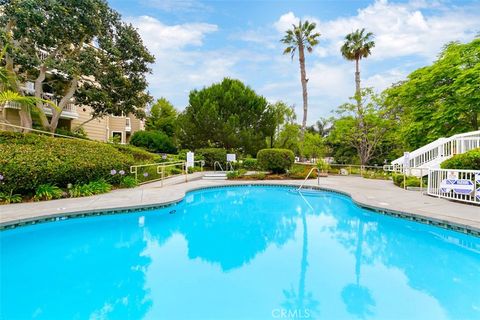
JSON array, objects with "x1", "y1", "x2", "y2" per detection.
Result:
[{"x1": 2, "y1": 101, "x2": 23, "y2": 110}]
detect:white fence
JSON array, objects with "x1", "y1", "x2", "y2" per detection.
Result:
[{"x1": 427, "y1": 169, "x2": 480, "y2": 205}]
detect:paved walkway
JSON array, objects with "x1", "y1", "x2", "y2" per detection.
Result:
[{"x1": 1, "y1": 173, "x2": 479, "y2": 233}]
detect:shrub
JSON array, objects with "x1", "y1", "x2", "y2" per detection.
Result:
[
  {"x1": 441, "y1": 148, "x2": 480, "y2": 170},
  {"x1": 242, "y1": 158, "x2": 258, "y2": 170},
  {"x1": 251, "y1": 172, "x2": 266, "y2": 180},
  {"x1": 257, "y1": 148, "x2": 294, "y2": 173},
  {"x1": 288, "y1": 165, "x2": 317, "y2": 179},
  {"x1": 226, "y1": 169, "x2": 247, "y2": 179},
  {"x1": 113, "y1": 144, "x2": 159, "y2": 162},
  {"x1": 0, "y1": 132, "x2": 135, "y2": 195},
  {"x1": 34, "y1": 184, "x2": 63, "y2": 201},
  {"x1": 69, "y1": 184, "x2": 94, "y2": 198},
  {"x1": 55, "y1": 127, "x2": 88, "y2": 139},
  {"x1": 195, "y1": 148, "x2": 227, "y2": 167},
  {"x1": 130, "y1": 130, "x2": 177, "y2": 154},
  {"x1": 119, "y1": 176, "x2": 138, "y2": 188},
  {"x1": 316, "y1": 159, "x2": 330, "y2": 172},
  {"x1": 86, "y1": 180, "x2": 112, "y2": 194},
  {"x1": 0, "y1": 190, "x2": 22, "y2": 204}
]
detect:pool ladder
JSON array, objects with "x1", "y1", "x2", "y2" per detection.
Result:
[{"x1": 297, "y1": 167, "x2": 320, "y2": 191}]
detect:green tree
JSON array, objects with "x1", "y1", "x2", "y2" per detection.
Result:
[
  {"x1": 177, "y1": 78, "x2": 273, "y2": 156},
  {"x1": 265, "y1": 101, "x2": 296, "y2": 147},
  {"x1": 1, "y1": 0, "x2": 154, "y2": 132},
  {"x1": 329, "y1": 88, "x2": 391, "y2": 165},
  {"x1": 300, "y1": 132, "x2": 325, "y2": 159},
  {"x1": 340, "y1": 28, "x2": 375, "y2": 101},
  {"x1": 384, "y1": 37, "x2": 480, "y2": 150},
  {"x1": 281, "y1": 20, "x2": 320, "y2": 138},
  {"x1": 275, "y1": 123, "x2": 301, "y2": 155},
  {"x1": 145, "y1": 98, "x2": 178, "y2": 137}
]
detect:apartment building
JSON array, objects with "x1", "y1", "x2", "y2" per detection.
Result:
[{"x1": 0, "y1": 83, "x2": 144, "y2": 143}]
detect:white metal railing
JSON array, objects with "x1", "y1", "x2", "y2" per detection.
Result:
[
  {"x1": 427, "y1": 168, "x2": 480, "y2": 205},
  {"x1": 391, "y1": 131, "x2": 480, "y2": 170},
  {"x1": 214, "y1": 161, "x2": 224, "y2": 173}
]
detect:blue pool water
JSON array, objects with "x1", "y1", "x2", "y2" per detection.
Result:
[{"x1": 1, "y1": 186, "x2": 480, "y2": 320}]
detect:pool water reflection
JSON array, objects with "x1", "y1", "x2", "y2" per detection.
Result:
[{"x1": 1, "y1": 186, "x2": 479, "y2": 319}]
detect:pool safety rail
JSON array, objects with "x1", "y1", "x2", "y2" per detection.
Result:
[
  {"x1": 298, "y1": 167, "x2": 321, "y2": 190},
  {"x1": 428, "y1": 169, "x2": 480, "y2": 205},
  {"x1": 130, "y1": 160, "x2": 204, "y2": 186}
]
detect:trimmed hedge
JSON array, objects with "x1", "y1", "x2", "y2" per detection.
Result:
[
  {"x1": 0, "y1": 132, "x2": 139, "y2": 194},
  {"x1": 440, "y1": 148, "x2": 480, "y2": 170},
  {"x1": 242, "y1": 158, "x2": 258, "y2": 170},
  {"x1": 195, "y1": 148, "x2": 227, "y2": 167},
  {"x1": 130, "y1": 130, "x2": 177, "y2": 154},
  {"x1": 257, "y1": 148, "x2": 294, "y2": 173}
]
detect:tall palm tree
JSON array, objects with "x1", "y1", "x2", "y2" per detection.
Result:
[
  {"x1": 281, "y1": 20, "x2": 320, "y2": 139},
  {"x1": 340, "y1": 28, "x2": 375, "y2": 102}
]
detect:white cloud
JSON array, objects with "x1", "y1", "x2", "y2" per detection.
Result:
[
  {"x1": 274, "y1": 12, "x2": 299, "y2": 33},
  {"x1": 275, "y1": 1, "x2": 480, "y2": 60},
  {"x1": 128, "y1": 16, "x2": 217, "y2": 50},
  {"x1": 141, "y1": 0, "x2": 210, "y2": 12}
]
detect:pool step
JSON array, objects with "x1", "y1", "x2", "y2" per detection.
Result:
[{"x1": 203, "y1": 172, "x2": 228, "y2": 180}]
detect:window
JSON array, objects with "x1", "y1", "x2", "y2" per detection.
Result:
[{"x1": 111, "y1": 131, "x2": 123, "y2": 144}]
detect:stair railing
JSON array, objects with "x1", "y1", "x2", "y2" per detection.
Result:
[{"x1": 213, "y1": 161, "x2": 224, "y2": 173}]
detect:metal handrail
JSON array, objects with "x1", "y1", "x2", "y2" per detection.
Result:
[
  {"x1": 214, "y1": 161, "x2": 224, "y2": 173},
  {"x1": 298, "y1": 167, "x2": 320, "y2": 190},
  {"x1": 226, "y1": 162, "x2": 234, "y2": 172}
]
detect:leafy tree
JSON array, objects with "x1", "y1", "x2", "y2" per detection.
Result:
[
  {"x1": 1, "y1": 0, "x2": 154, "y2": 132},
  {"x1": 130, "y1": 130, "x2": 176, "y2": 154},
  {"x1": 275, "y1": 123, "x2": 301, "y2": 155},
  {"x1": 384, "y1": 37, "x2": 480, "y2": 150},
  {"x1": 329, "y1": 88, "x2": 391, "y2": 165},
  {"x1": 145, "y1": 98, "x2": 177, "y2": 137},
  {"x1": 281, "y1": 20, "x2": 320, "y2": 138},
  {"x1": 177, "y1": 78, "x2": 273, "y2": 156},
  {"x1": 300, "y1": 132, "x2": 325, "y2": 159},
  {"x1": 265, "y1": 101, "x2": 296, "y2": 147}
]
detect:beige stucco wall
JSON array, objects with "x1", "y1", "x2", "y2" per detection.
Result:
[
  {"x1": 71, "y1": 106, "x2": 109, "y2": 142},
  {"x1": 1, "y1": 104, "x2": 144, "y2": 143},
  {"x1": 3, "y1": 109, "x2": 22, "y2": 126}
]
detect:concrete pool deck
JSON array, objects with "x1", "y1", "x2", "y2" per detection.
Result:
[{"x1": 1, "y1": 173, "x2": 479, "y2": 234}]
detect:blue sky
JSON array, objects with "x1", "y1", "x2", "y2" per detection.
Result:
[{"x1": 109, "y1": 0, "x2": 480, "y2": 123}]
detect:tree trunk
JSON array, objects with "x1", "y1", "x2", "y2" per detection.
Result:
[
  {"x1": 355, "y1": 58, "x2": 361, "y2": 102},
  {"x1": 49, "y1": 76, "x2": 78, "y2": 133},
  {"x1": 34, "y1": 66, "x2": 50, "y2": 129},
  {"x1": 298, "y1": 42, "x2": 308, "y2": 140}
]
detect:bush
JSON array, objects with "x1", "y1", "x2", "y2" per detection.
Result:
[
  {"x1": 0, "y1": 190, "x2": 22, "y2": 204},
  {"x1": 113, "y1": 144, "x2": 159, "y2": 163},
  {"x1": 441, "y1": 148, "x2": 480, "y2": 170},
  {"x1": 257, "y1": 148, "x2": 294, "y2": 173},
  {"x1": 119, "y1": 176, "x2": 138, "y2": 188},
  {"x1": 68, "y1": 180, "x2": 112, "y2": 198},
  {"x1": 55, "y1": 127, "x2": 88, "y2": 139},
  {"x1": 316, "y1": 159, "x2": 330, "y2": 172},
  {"x1": 242, "y1": 158, "x2": 258, "y2": 170},
  {"x1": 288, "y1": 165, "x2": 317, "y2": 179},
  {"x1": 130, "y1": 130, "x2": 177, "y2": 154},
  {"x1": 0, "y1": 132, "x2": 135, "y2": 195},
  {"x1": 34, "y1": 184, "x2": 63, "y2": 201},
  {"x1": 195, "y1": 148, "x2": 227, "y2": 167}
]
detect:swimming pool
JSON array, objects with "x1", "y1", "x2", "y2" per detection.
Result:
[{"x1": 1, "y1": 185, "x2": 479, "y2": 319}]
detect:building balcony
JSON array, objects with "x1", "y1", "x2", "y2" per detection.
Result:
[{"x1": 42, "y1": 101, "x2": 79, "y2": 120}]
